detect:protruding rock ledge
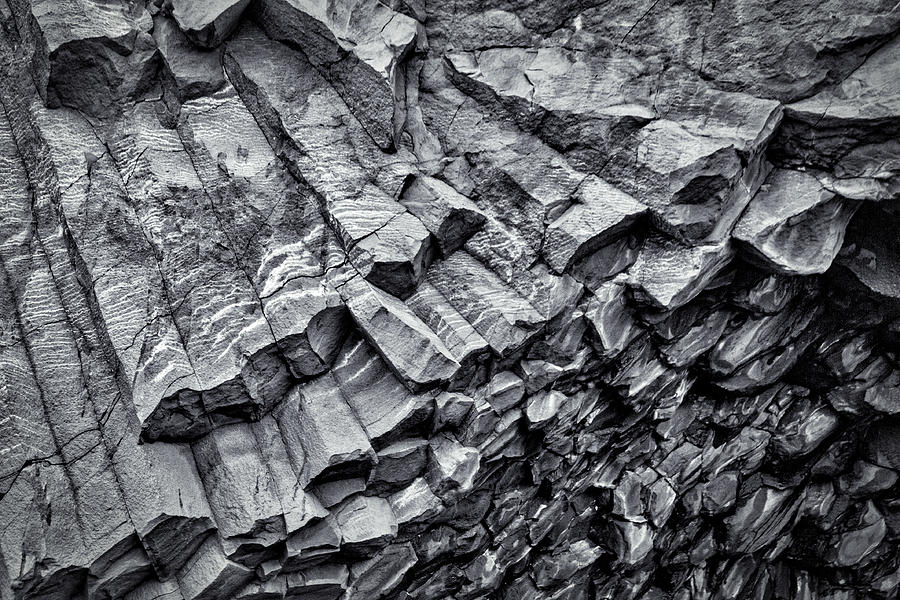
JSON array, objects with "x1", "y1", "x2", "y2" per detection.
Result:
[
  {"x1": 734, "y1": 169, "x2": 859, "y2": 275},
  {"x1": 256, "y1": 0, "x2": 424, "y2": 150}
]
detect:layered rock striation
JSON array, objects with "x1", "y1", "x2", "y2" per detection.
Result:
[{"x1": 0, "y1": 0, "x2": 899, "y2": 599}]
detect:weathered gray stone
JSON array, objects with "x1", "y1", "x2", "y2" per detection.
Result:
[
  {"x1": 400, "y1": 175, "x2": 487, "y2": 256},
  {"x1": 771, "y1": 399, "x2": 840, "y2": 459},
  {"x1": 256, "y1": 0, "x2": 422, "y2": 150},
  {"x1": 283, "y1": 516, "x2": 342, "y2": 572},
  {"x1": 724, "y1": 486, "x2": 798, "y2": 554},
  {"x1": 16, "y1": 0, "x2": 159, "y2": 117},
  {"x1": 330, "y1": 333, "x2": 435, "y2": 445},
  {"x1": 426, "y1": 433, "x2": 481, "y2": 499},
  {"x1": 734, "y1": 169, "x2": 858, "y2": 275},
  {"x1": 176, "y1": 536, "x2": 253, "y2": 600},
  {"x1": 542, "y1": 176, "x2": 646, "y2": 273},
  {"x1": 154, "y1": 15, "x2": 225, "y2": 101},
  {"x1": 334, "y1": 496, "x2": 398, "y2": 557},
  {"x1": 389, "y1": 477, "x2": 444, "y2": 529},
  {"x1": 340, "y1": 273, "x2": 460, "y2": 390},
  {"x1": 171, "y1": 0, "x2": 249, "y2": 48},
  {"x1": 5, "y1": 1, "x2": 900, "y2": 598},
  {"x1": 274, "y1": 376, "x2": 375, "y2": 485},
  {"x1": 346, "y1": 542, "x2": 418, "y2": 599},
  {"x1": 627, "y1": 236, "x2": 733, "y2": 311}
]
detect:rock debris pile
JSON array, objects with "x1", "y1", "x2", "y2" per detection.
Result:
[{"x1": 0, "y1": 0, "x2": 899, "y2": 599}]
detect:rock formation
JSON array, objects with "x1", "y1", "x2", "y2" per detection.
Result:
[{"x1": 0, "y1": 0, "x2": 898, "y2": 599}]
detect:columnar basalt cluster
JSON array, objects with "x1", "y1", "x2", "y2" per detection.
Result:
[{"x1": 0, "y1": 1, "x2": 898, "y2": 599}]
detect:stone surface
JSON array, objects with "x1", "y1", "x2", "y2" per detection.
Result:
[
  {"x1": 14, "y1": 0, "x2": 158, "y2": 117},
  {"x1": 399, "y1": 175, "x2": 487, "y2": 257},
  {"x1": 542, "y1": 176, "x2": 646, "y2": 274},
  {"x1": 154, "y1": 15, "x2": 226, "y2": 101},
  {"x1": 256, "y1": 0, "x2": 422, "y2": 150},
  {"x1": 171, "y1": 0, "x2": 250, "y2": 48},
  {"x1": 1, "y1": 1, "x2": 899, "y2": 599},
  {"x1": 734, "y1": 169, "x2": 858, "y2": 275}
]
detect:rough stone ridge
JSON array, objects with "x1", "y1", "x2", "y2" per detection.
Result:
[{"x1": 0, "y1": 1, "x2": 899, "y2": 599}]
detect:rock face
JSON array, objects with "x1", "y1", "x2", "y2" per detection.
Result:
[{"x1": 0, "y1": 1, "x2": 898, "y2": 600}]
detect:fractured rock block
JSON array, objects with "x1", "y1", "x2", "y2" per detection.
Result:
[
  {"x1": 334, "y1": 496, "x2": 398, "y2": 557},
  {"x1": 426, "y1": 251, "x2": 546, "y2": 357},
  {"x1": 176, "y1": 536, "x2": 253, "y2": 600},
  {"x1": 225, "y1": 24, "x2": 433, "y2": 297},
  {"x1": 446, "y1": 47, "x2": 780, "y2": 241},
  {"x1": 389, "y1": 477, "x2": 444, "y2": 530},
  {"x1": 171, "y1": 0, "x2": 250, "y2": 48},
  {"x1": 331, "y1": 332, "x2": 435, "y2": 445},
  {"x1": 135, "y1": 442, "x2": 217, "y2": 578},
  {"x1": 627, "y1": 235, "x2": 734, "y2": 311},
  {"x1": 339, "y1": 273, "x2": 460, "y2": 390},
  {"x1": 734, "y1": 169, "x2": 859, "y2": 275},
  {"x1": 369, "y1": 438, "x2": 429, "y2": 493},
  {"x1": 584, "y1": 279, "x2": 642, "y2": 359},
  {"x1": 405, "y1": 281, "x2": 491, "y2": 377},
  {"x1": 835, "y1": 204, "x2": 900, "y2": 300},
  {"x1": 346, "y1": 542, "x2": 418, "y2": 599},
  {"x1": 250, "y1": 416, "x2": 331, "y2": 533},
  {"x1": 87, "y1": 537, "x2": 155, "y2": 600},
  {"x1": 284, "y1": 563, "x2": 350, "y2": 599},
  {"x1": 16, "y1": 0, "x2": 158, "y2": 117},
  {"x1": 775, "y1": 35, "x2": 900, "y2": 170},
  {"x1": 350, "y1": 209, "x2": 436, "y2": 298},
  {"x1": 274, "y1": 375, "x2": 375, "y2": 485},
  {"x1": 770, "y1": 398, "x2": 840, "y2": 460},
  {"x1": 426, "y1": 433, "x2": 481, "y2": 499},
  {"x1": 256, "y1": 0, "x2": 422, "y2": 150},
  {"x1": 153, "y1": 15, "x2": 226, "y2": 100},
  {"x1": 723, "y1": 485, "x2": 798, "y2": 554},
  {"x1": 191, "y1": 424, "x2": 292, "y2": 558},
  {"x1": 542, "y1": 175, "x2": 646, "y2": 274},
  {"x1": 399, "y1": 175, "x2": 487, "y2": 256},
  {"x1": 283, "y1": 516, "x2": 342, "y2": 572}
]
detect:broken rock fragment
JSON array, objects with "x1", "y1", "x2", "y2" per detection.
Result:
[
  {"x1": 627, "y1": 235, "x2": 734, "y2": 311},
  {"x1": 171, "y1": 0, "x2": 250, "y2": 48},
  {"x1": 154, "y1": 15, "x2": 226, "y2": 100},
  {"x1": 542, "y1": 176, "x2": 646, "y2": 274},
  {"x1": 274, "y1": 376, "x2": 375, "y2": 485},
  {"x1": 399, "y1": 175, "x2": 487, "y2": 256},
  {"x1": 339, "y1": 273, "x2": 460, "y2": 391},
  {"x1": 734, "y1": 169, "x2": 858, "y2": 275},
  {"x1": 334, "y1": 496, "x2": 398, "y2": 557},
  {"x1": 17, "y1": 0, "x2": 158, "y2": 117},
  {"x1": 256, "y1": 0, "x2": 422, "y2": 150}
]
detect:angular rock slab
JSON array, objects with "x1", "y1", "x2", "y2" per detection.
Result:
[
  {"x1": 542, "y1": 175, "x2": 646, "y2": 274},
  {"x1": 257, "y1": 0, "x2": 423, "y2": 150},
  {"x1": 16, "y1": 0, "x2": 158, "y2": 117},
  {"x1": 274, "y1": 375, "x2": 375, "y2": 485},
  {"x1": 776, "y1": 34, "x2": 900, "y2": 169},
  {"x1": 446, "y1": 47, "x2": 781, "y2": 241},
  {"x1": 171, "y1": 0, "x2": 250, "y2": 48},
  {"x1": 339, "y1": 273, "x2": 460, "y2": 391},
  {"x1": 154, "y1": 15, "x2": 226, "y2": 100},
  {"x1": 224, "y1": 23, "x2": 433, "y2": 298},
  {"x1": 627, "y1": 236, "x2": 734, "y2": 311},
  {"x1": 734, "y1": 169, "x2": 859, "y2": 275},
  {"x1": 399, "y1": 175, "x2": 487, "y2": 257},
  {"x1": 836, "y1": 204, "x2": 900, "y2": 300}
]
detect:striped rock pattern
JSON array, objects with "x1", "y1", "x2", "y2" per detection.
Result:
[{"x1": 0, "y1": 1, "x2": 899, "y2": 600}]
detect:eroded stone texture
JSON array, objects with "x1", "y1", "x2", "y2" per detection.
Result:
[
  {"x1": 1, "y1": 1, "x2": 899, "y2": 599},
  {"x1": 256, "y1": 0, "x2": 423, "y2": 150},
  {"x1": 12, "y1": 0, "x2": 159, "y2": 117},
  {"x1": 734, "y1": 169, "x2": 860, "y2": 275}
]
